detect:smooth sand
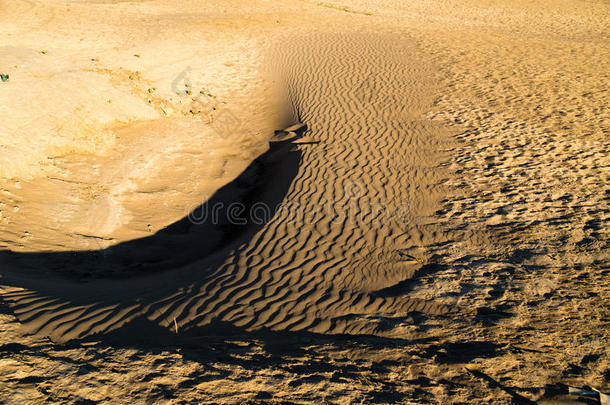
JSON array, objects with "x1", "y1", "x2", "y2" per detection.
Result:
[{"x1": 0, "y1": 0, "x2": 608, "y2": 403}]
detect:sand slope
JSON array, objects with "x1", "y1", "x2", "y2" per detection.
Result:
[{"x1": 1, "y1": 31, "x2": 455, "y2": 341}]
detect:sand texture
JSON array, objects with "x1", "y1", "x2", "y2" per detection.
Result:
[{"x1": 0, "y1": 0, "x2": 609, "y2": 403}]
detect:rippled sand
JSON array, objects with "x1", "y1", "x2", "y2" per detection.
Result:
[{"x1": 0, "y1": 0, "x2": 608, "y2": 403}]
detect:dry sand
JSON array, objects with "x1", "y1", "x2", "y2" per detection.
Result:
[{"x1": 0, "y1": 0, "x2": 609, "y2": 403}]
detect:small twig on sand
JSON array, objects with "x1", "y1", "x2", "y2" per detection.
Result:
[{"x1": 396, "y1": 249, "x2": 425, "y2": 264}]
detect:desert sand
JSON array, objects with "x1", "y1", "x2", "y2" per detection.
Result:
[{"x1": 0, "y1": 0, "x2": 608, "y2": 403}]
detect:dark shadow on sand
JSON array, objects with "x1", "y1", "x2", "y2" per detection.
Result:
[
  {"x1": 0, "y1": 142, "x2": 302, "y2": 280},
  {"x1": 0, "y1": 138, "x2": 308, "y2": 343}
]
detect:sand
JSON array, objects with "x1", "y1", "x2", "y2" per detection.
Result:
[{"x1": 0, "y1": 0, "x2": 609, "y2": 403}]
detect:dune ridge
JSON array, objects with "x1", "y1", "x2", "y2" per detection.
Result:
[{"x1": 0, "y1": 31, "x2": 455, "y2": 341}]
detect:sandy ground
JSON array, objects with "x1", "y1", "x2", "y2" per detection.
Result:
[{"x1": 0, "y1": 0, "x2": 609, "y2": 403}]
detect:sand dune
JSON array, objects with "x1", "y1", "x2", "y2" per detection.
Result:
[
  {"x1": 0, "y1": 0, "x2": 608, "y2": 403},
  {"x1": 1, "y1": 31, "x2": 455, "y2": 341}
]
